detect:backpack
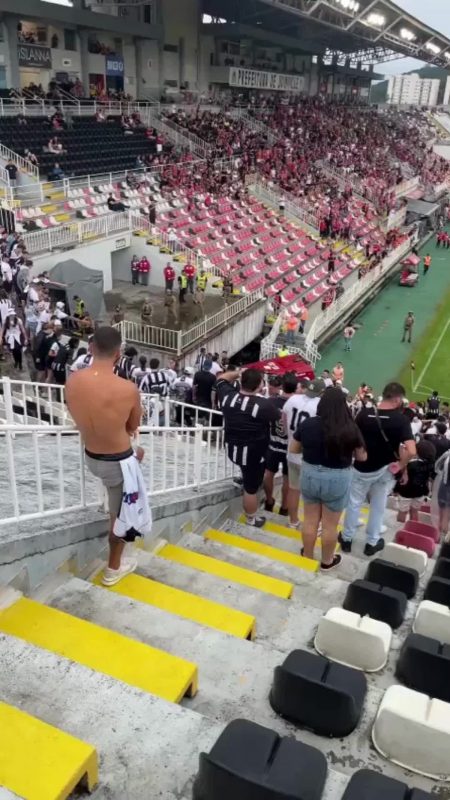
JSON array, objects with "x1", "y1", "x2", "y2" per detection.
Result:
[{"x1": 51, "y1": 343, "x2": 69, "y2": 373}]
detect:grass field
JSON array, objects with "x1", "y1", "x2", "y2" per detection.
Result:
[
  {"x1": 320, "y1": 232, "x2": 450, "y2": 396},
  {"x1": 398, "y1": 282, "x2": 450, "y2": 402}
]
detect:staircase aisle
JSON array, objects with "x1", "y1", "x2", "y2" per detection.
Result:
[{"x1": 0, "y1": 498, "x2": 443, "y2": 799}]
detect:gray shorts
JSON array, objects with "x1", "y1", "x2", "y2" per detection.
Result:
[{"x1": 85, "y1": 448, "x2": 132, "y2": 517}]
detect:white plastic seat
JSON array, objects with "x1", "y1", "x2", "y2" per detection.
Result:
[
  {"x1": 383, "y1": 542, "x2": 427, "y2": 576},
  {"x1": 372, "y1": 685, "x2": 450, "y2": 780},
  {"x1": 413, "y1": 600, "x2": 450, "y2": 645},
  {"x1": 314, "y1": 607, "x2": 392, "y2": 672}
]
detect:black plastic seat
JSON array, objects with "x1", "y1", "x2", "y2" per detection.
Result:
[
  {"x1": 434, "y1": 557, "x2": 450, "y2": 581},
  {"x1": 343, "y1": 579, "x2": 407, "y2": 628},
  {"x1": 365, "y1": 558, "x2": 418, "y2": 599},
  {"x1": 341, "y1": 768, "x2": 433, "y2": 800},
  {"x1": 395, "y1": 632, "x2": 450, "y2": 702},
  {"x1": 270, "y1": 649, "x2": 366, "y2": 737},
  {"x1": 440, "y1": 541, "x2": 450, "y2": 560},
  {"x1": 424, "y1": 576, "x2": 450, "y2": 607},
  {"x1": 193, "y1": 718, "x2": 327, "y2": 800}
]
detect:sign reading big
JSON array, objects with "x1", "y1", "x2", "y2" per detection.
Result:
[
  {"x1": 229, "y1": 67, "x2": 304, "y2": 92},
  {"x1": 18, "y1": 43, "x2": 52, "y2": 69}
]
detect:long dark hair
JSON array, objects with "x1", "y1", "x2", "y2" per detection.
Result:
[{"x1": 318, "y1": 387, "x2": 363, "y2": 459}]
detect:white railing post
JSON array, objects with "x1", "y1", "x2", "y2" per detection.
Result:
[
  {"x1": 193, "y1": 426, "x2": 204, "y2": 490},
  {"x1": 164, "y1": 396, "x2": 171, "y2": 427},
  {"x1": 2, "y1": 377, "x2": 15, "y2": 425}
]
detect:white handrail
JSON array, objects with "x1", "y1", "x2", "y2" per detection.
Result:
[
  {"x1": 21, "y1": 211, "x2": 131, "y2": 255},
  {"x1": 117, "y1": 288, "x2": 266, "y2": 354},
  {"x1": 249, "y1": 177, "x2": 319, "y2": 234},
  {"x1": 0, "y1": 98, "x2": 155, "y2": 118},
  {"x1": 0, "y1": 423, "x2": 235, "y2": 526},
  {"x1": 0, "y1": 142, "x2": 39, "y2": 180},
  {"x1": 229, "y1": 108, "x2": 279, "y2": 146},
  {"x1": 147, "y1": 110, "x2": 210, "y2": 159},
  {"x1": 158, "y1": 114, "x2": 212, "y2": 158}
]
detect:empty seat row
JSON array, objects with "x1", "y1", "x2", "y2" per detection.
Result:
[{"x1": 193, "y1": 719, "x2": 438, "y2": 799}]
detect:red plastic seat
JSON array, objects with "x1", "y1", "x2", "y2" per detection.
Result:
[
  {"x1": 404, "y1": 520, "x2": 439, "y2": 543},
  {"x1": 395, "y1": 529, "x2": 436, "y2": 558}
]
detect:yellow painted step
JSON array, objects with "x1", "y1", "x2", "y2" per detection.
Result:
[
  {"x1": 55, "y1": 213, "x2": 70, "y2": 223},
  {"x1": 157, "y1": 543, "x2": 293, "y2": 599},
  {"x1": 41, "y1": 204, "x2": 57, "y2": 214},
  {"x1": 0, "y1": 597, "x2": 197, "y2": 703},
  {"x1": 0, "y1": 700, "x2": 98, "y2": 800},
  {"x1": 204, "y1": 529, "x2": 318, "y2": 573},
  {"x1": 93, "y1": 572, "x2": 256, "y2": 640}
]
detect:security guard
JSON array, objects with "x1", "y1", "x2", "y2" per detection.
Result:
[
  {"x1": 197, "y1": 269, "x2": 208, "y2": 291},
  {"x1": 73, "y1": 295, "x2": 85, "y2": 319},
  {"x1": 278, "y1": 344, "x2": 290, "y2": 357},
  {"x1": 178, "y1": 273, "x2": 188, "y2": 304}
]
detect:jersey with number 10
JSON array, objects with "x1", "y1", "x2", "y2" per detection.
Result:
[{"x1": 283, "y1": 394, "x2": 320, "y2": 462}]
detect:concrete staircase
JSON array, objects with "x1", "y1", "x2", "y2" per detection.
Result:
[{"x1": 0, "y1": 496, "x2": 446, "y2": 799}]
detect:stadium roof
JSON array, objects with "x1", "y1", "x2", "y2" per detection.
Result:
[{"x1": 203, "y1": 0, "x2": 450, "y2": 68}]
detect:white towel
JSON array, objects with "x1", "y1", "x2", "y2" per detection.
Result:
[{"x1": 113, "y1": 454, "x2": 152, "y2": 540}]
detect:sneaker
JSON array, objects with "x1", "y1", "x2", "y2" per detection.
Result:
[
  {"x1": 102, "y1": 556, "x2": 137, "y2": 586},
  {"x1": 278, "y1": 507, "x2": 288, "y2": 516},
  {"x1": 321, "y1": 554, "x2": 342, "y2": 571},
  {"x1": 264, "y1": 499, "x2": 275, "y2": 512},
  {"x1": 338, "y1": 532, "x2": 352, "y2": 553},
  {"x1": 364, "y1": 538, "x2": 385, "y2": 557},
  {"x1": 289, "y1": 521, "x2": 301, "y2": 529},
  {"x1": 245, "y1": 515, "x2": 266, "y2": 528}
]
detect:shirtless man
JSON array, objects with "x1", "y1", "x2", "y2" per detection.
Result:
[{"x1": 66, "y1": 326, "x2": 143, "y2": 585}]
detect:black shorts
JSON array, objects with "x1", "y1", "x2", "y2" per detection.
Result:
[
  {"x1": 265, "y1": 449, "x2": 288, "y2": 476},
  {"x1": 227, "y1": 444, "x2": 266, "y2": 495}
]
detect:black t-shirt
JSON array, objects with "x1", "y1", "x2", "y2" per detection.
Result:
[
  {"x1": 5, "y1": 163, "x2": 17, "y2": 179},
  {"x1": 395, "y1": 459, "x2": 434, "y2": 499},
  {"x1": 268, "y1": 395, "x2": 289, "y2": 454},
  {"x1": 294, "y1": 415, "x2": 363, "y2": 469},
  {"x1": 193, "y1": 370, "x2": 216, "y2": 408},
  {"x1": 424, "y1": 433, "x2": 450, "y2": 460},
  {"x1": 216, "y1": 379, "x2": 280, "y2": 452},
  {"x1": 355, "y1": 407, "x2": 413, "y2": 473}
]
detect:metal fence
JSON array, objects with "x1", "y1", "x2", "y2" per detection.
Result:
[
  {"x1": 0, "y1": 423, "x2": 233, "y2": 526},
  {"x1": 21, "y1": 212, "x2": 131, "y2": 255},
  {"x1": 249, "y1": 178, "x2": 319, "y2": 234}
]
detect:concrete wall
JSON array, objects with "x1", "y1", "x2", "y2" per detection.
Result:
[
  {"x1": 136, "y1": 38, "x2": 160, "y2": 96},
  {"x1": 0, "y1": 482, "x2": 240, "y2": 592},
  {"x1": 29, "y1": 233, "x2": 131, "y2": 292},
  {"x1": 161, "y1": 0, "x2": 200, "y2": 89},
  {"x1": 197, "y1": 303, "x2": 267, "y2": 359}
]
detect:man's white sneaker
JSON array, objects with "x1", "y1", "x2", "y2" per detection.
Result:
[{"x1": 102, "y1": 556, "x2": 138, "y2": 586}]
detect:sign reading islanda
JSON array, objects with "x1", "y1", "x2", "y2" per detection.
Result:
[
  {"x1": 17, "y1": 43, "x2": 52, "y2": 69},
  {"x1": 229, "y1": 67, "x2": 303, "y2": 92}
]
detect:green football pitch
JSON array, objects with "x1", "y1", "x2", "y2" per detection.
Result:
[{"x1": 319, "y1": 231, "x2": 450, "y2": 401}]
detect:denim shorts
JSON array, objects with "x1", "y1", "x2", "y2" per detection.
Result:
[{"x1": 301, "y1": 461, "x2": 352, "y2": 512}]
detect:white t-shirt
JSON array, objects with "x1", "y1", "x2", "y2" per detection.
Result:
[
  {"x1": 209, "y1": 362, "x2": 223, "y2": 376},
  {"x1": 70, "y1": 353, "x2": 93, "y2": 372},
  {"x1": 283, "y1": 393, "x2": 320, "y2": 464}
]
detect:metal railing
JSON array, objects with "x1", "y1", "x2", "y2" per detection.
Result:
[
  {"x1": 180, "y1": 289, "x2": 266, "y2": 351},
  {"x1": 0, "y1": 423, "x2": 234, "y2": 526},
  {"x1": 0, "y1": 98, "x2": 156, "y2": 118},
  {"x1": 394, "y1": 176, "x2": 420, "y2": 198},
  {"x1": 260, "y1": 310, "x2": 320, "y2": 367},
  {"x1": 249, "y1": 178, "x2": 319, "y2": 234},
  {"x1": 21, "y1": 211, "x2": 131, "y2": 255},
  {"x1": 0, "y1": 141, "x2": 40, "y2": 180},
  {"x1": 157, "y1": 114, "x2": 212, "y2": 159},
  {"x1": 0, "y1": 378, "x2": 224, "y2": 431},
  {"x1": 117, "y1": 288, "x2": 266, "y2": 354},
  {"x1": 229, "y1": 108, "x2": 279, "y2": 146},
  {"x1": 304, "y1": 238, "x2": 411, "y2": 346}
]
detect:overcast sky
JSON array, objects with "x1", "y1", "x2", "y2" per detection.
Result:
[{"x1": 376, "y1": 0, "x2": 450, "y2": 76}]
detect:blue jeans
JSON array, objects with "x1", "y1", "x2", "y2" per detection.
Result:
[
  {"x1": 286, "y1": 330, "x2": 295, "y2": 344},
  {"x1": 344, "y1": 338, "x2": 351, "y2": 351},
  {"x1": 301, "y1": 461, "x2": 352, "y2": 513},
  {"x1": 342, "y1": 466, "x2": 395, "y2": 546}
]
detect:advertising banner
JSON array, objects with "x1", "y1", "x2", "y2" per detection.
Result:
[{"x1": 229, "y1": 67, "x2": 303, "y2": 92}]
